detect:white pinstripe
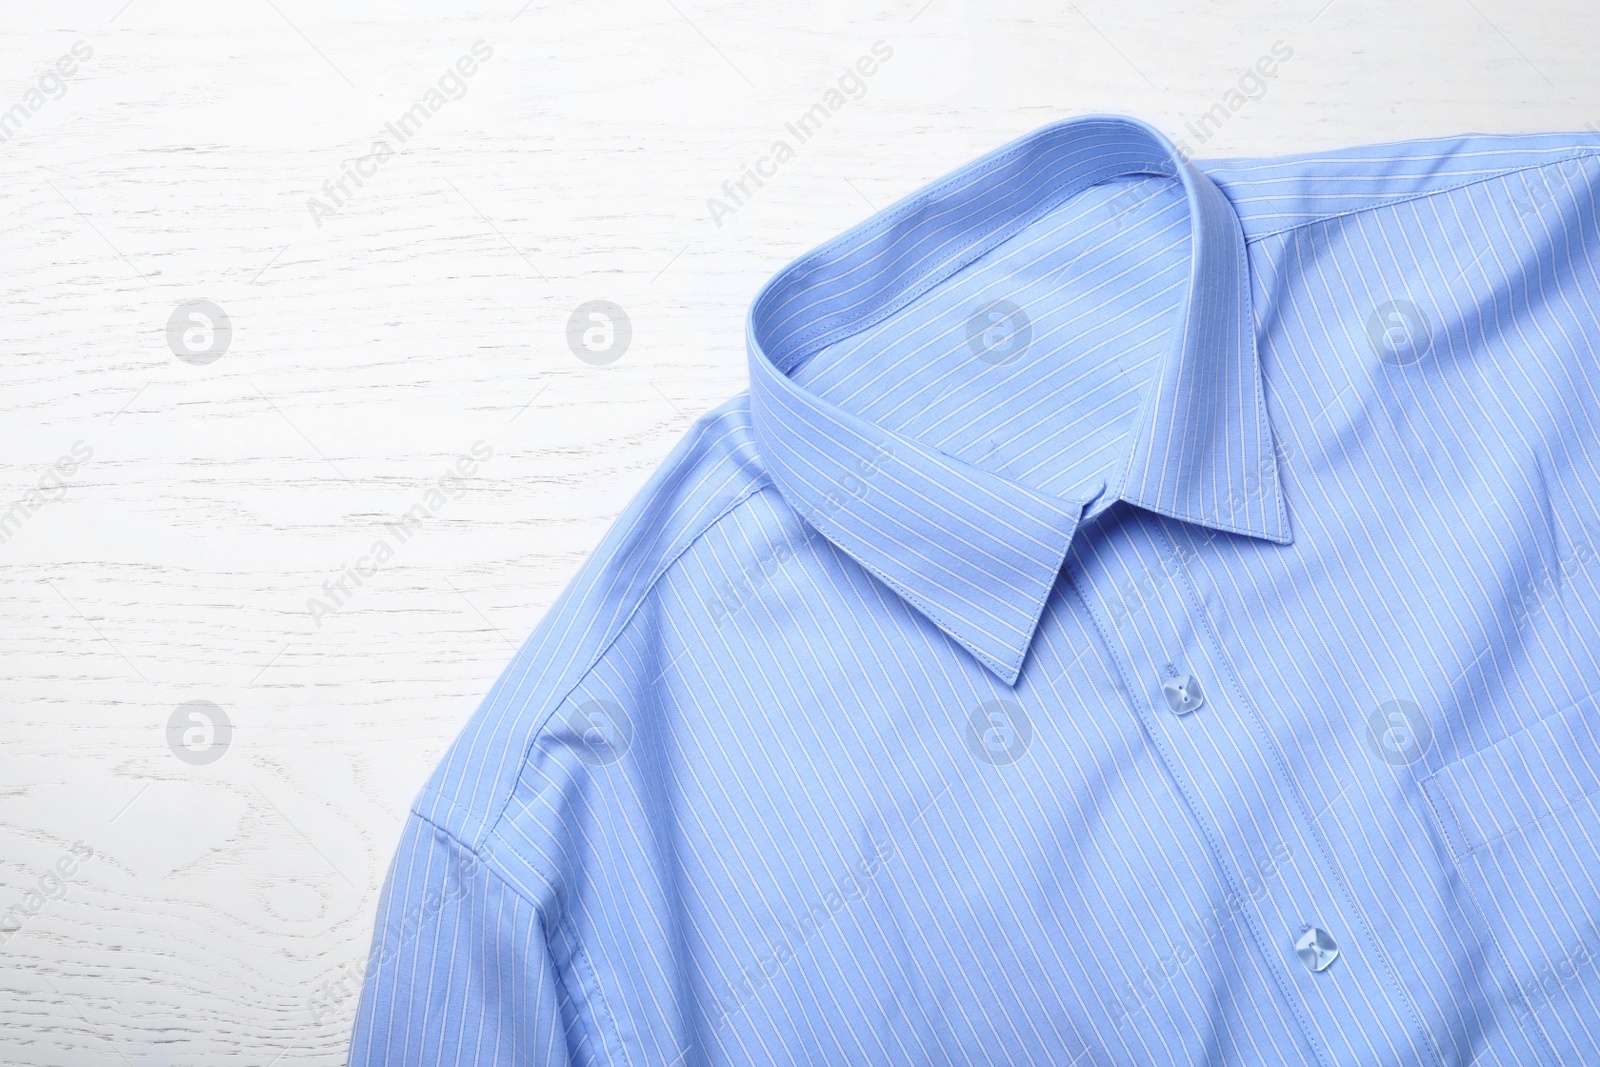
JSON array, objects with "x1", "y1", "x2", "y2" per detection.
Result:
[{"x1": 350, "y1": 116, "x2": 1600, "y2": 1066}]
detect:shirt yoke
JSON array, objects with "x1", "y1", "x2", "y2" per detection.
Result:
[{"x1": 1204, "y1": 129, "x2": 1600, "y2": 240}]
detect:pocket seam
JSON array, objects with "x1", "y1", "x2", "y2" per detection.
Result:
[
  {"x1": 1420, "y1": 689, "x2": 1600, "y2": 859},
  {"x1": 1418, "y1": 774, "x2": 1467, "y2": 863}
]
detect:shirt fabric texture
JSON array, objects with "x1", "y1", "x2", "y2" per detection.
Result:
[{"x1": 348, "y1": 114, "x2": 1600, "y2": 1067}]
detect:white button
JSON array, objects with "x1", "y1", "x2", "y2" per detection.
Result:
[
  {"x1": 1295, "y1": 927, "x2": 1339, "y2": 972},
  {"x1": 1163, "y1": 673, "x2": 1204, "y2": 715}
]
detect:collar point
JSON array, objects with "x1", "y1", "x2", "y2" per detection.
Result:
[
  {"x1": 947, "y1": 630, "x2": 1029, "y2": 688},
  {"x1": 1258, "y1": 493, "x2": 1295, "y2": 547},
  {"x1": 980, "y1": 658, "x2": 1024, "y2": 689}
]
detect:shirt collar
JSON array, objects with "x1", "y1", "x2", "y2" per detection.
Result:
[{"x1": 747, "y1": 114, "x2": 1290, "y2": 686}]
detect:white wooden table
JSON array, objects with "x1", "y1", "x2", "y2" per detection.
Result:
[{"x1": 2, "y1": 1, "x2": 1595, "y2": 1062}]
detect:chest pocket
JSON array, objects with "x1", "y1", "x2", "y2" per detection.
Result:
[
  {"x1": 1422, "y1": 690, "x2": 1600, "y2": 860},
  {"x1": 1419, "y1": 690, "x2": 1600, "y2": 1061}
]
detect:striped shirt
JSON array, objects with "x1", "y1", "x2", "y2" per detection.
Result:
[{"x1": 349, "y1": 114, "x2": 1600, "y2": 1066}]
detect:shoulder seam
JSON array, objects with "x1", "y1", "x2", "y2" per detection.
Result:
[
  {"x1": 1245, "y1": 149, "x2": 1600, "y2": 243},
  {"x1": 410, "y1": 802, "x2": 551, "y2": 908},
  {"x1": 478, "y1": 474, "x2": 775, "y2": 841}
]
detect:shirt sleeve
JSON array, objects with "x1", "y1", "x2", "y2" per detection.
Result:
[{"x1": 346, "y1": 813, "x2": 573, "y2": 1067}]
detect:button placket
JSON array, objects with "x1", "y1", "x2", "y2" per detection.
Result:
[{"x1": 1070, "y1": 519, "x2": 1442, "y2": 1067}]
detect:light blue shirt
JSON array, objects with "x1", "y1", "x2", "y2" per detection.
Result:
[{"x1": 349, "y1": 115, "x2": 1600, "y2": 1067}]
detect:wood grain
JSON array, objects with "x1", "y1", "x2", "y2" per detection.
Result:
[{"x1": 1, "y1": 0, "x2": 1596, "y2": 1062}]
